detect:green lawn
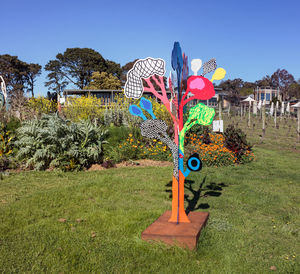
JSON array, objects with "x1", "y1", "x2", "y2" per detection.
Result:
[{"x1": 0, "y1": 116, "x2": 300, "y2": 273}]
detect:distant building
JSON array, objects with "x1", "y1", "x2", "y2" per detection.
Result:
[
  {"x1": 186, "y1": 88, "x2": 230, "y2": 108},
  {"x1": 63, "y1": 88, "x2": 229, "y2": 108},
  {"x1": 254, "y1": 87, "x2": 281, "y2": 103},
  {"x1": 63, "y1": 89, "x2": 173, "y2": 104}
]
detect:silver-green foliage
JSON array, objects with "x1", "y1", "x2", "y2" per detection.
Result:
[
  {"x1": 15, "y1": 114, "x2": 107, "y2": 170},
  {"x1": 103, "y1": 104, "x2": 140, "y2": 128}
]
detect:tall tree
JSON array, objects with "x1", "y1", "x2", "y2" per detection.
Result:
[
  {"x1": 45, "y1": 48, "x2": 121, "y2": 90},
  {"x1": 86, "y1": 71, "x2": 121, "y2": 90},
  {"x1": 0, "y1": 54, "x2": 27, "y2": 94},
  {"x1": 255, "y1": 75, "x2": 272, "y2": 87},
  {"x1": 26, "y1": 63, "x2": 42, "y2": 97},
  {"x1": 217, "y1": 78, "x2": 244, "y2": 105},
  {"x1": 44, "y1": 60, "x2": 68, "y2": 95},
  {"x1": 105, "y1": 60, "x2": 122, "y2": 78},
  {"x1": 0, "y1": 54, "x2": 41, "y2": 98},
  {"x1": 121, "y1": 59, "x2": 138, "y2": 85},
  {"x1": 288, "y1": 79, "x2": 300, "y2": 99},
  {"x1": 240, "y1": 81, "x2": 256, "y2": 96},
  {"x1": 271, "y1": 69, "x2": 295, "y2": 100}
]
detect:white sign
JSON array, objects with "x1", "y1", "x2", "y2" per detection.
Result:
[
  {"x1": 213, "y1": 120, "x2": 223, "y2": 132},
  {"x1": 59, "y1": 97, "x2": 65, "y2": 104}
]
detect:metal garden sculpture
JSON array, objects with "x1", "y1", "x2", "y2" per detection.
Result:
[
  {"x1": 0, "y1": 76, "x2": 7, "y2": 107},
  {"x1": 124, "y1": 42, "x2": 226, "y2": 223}
]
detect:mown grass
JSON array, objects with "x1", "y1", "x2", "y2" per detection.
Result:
[{"x1": 0, "y1": 116, "x2": 300, "y2": 273}]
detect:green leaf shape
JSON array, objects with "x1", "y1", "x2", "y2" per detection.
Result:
[{"x1": 179, "y1": 103, "x2": 215, "y2": 152}]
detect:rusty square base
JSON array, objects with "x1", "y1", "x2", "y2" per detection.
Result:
[{"x1": 141, "y1": 210, "x2": 209, "y2": 250}]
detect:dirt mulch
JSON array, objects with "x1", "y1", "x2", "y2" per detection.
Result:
[{"x1": 88, "y1": 159, "x2": 172, "y2": 171}]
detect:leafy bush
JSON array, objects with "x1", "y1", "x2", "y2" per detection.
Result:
[
  {"x1": 5, "y1": 117, "x2": 21, "y2": 132},
  {"x1": 15, "y1": 114, "x2": 108, "y2": 170},
  {"x1": 101, "y1": 160, "x2": 116, "y2": 169},
  {"x1": 224, "y1": 124, "x2": 252, "y2": 162},
  {"x1": 107, "y1": 126, "x2": 141, "y2": 146},
  {"x1": 104, "y1": 132, "x2": 172, "y2": 163},
  {"x1": 105, "y1": 133, "x2": 144, "y2": 162},
  {"x1": 0, "y1": 156, "x2": 10, "y2": 172}
]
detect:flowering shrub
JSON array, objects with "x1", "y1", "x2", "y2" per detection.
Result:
[
  {"x1": 62, "y1": 94, "x2": 173, "y2": 128},
  {"x1": 62, "y1": 95, "x2": 105, "y2": 122},
  {"x1": 105, "y1": 127, "x2": 254, "y2": 166},
  {"x1": 0, "y1": 123, "x2": 15, "y2": 171},
  {"x1": 144, "y1": 138, "x2": 172, "y2": 161},
  {"x1": 144, "y1": 96, "x2": 173, "y2": 129},
  {"x1": 105, "y1": 133, "x2": 171, "y2": 163},
  {"x1": 28, "y1": 97, "x2": 57, "y2": 115},
  {"x1": 185, "y1": 132, "x2": 254, "y2": 167}
]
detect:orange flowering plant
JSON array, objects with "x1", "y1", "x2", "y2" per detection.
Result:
[{"x1": 185, "y1": 132, "x2": 254, "y2": 167}]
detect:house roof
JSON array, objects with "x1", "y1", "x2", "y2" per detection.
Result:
[
  {"x1": 242, "y1": 96, "x2": 255, "y2": 102},
  {"x1": 291, "y1": 101, "x2": 300, "y2": 108}
]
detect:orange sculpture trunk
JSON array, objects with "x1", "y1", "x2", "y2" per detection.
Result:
[{"x1": 168, "y1": 170, "x2": 190, "y2": 223}]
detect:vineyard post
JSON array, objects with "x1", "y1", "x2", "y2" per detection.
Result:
[
  {"x1": 262, "y1": 102, "x2": 266, "y2": 138},
  {"x1": 248, "y1": 101, "x2": 251, "y2": 128}
]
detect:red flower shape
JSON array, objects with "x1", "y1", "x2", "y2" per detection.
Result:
[{"x1": 186, "y1": 76, "x2": 215, "y2": 100}]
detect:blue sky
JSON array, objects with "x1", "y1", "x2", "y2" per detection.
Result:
[{"x1": 1, "y1": 0, "x2": 300, "y2": 96}]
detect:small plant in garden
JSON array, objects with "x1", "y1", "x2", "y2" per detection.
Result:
[
  {"x1": 202, "y1": 127, "x2": 211, "y2": 144},
  {"x1": 101, "y1": 159, "x2": 116, "y2": 169},
  {"x1": 0, "y1": 123, "x2": 15, "y2": 171},
  {"x1": 15, "y1": 114, "x2": 108, "y2": 170},
  {"x1": 104, "y1": 132, "x2": 172, "y2": 163},
  {"x1": 0, "y1": 123, "x2": 14, "y2": 157},
  {"x1": 224, "y1": 124, "x2": 253, "y2": 162},
  {"x1": 145, "y1": 139, "x2": 173, "y2": 161}
]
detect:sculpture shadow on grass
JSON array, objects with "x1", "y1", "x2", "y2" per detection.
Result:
[{"x1": 165, "y1": 176, "x2": 228, "y2": 215}]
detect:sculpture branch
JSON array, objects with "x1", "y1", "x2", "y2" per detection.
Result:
[{"x1": 144, "y1": 76, "x2": 179, "y2": 144}]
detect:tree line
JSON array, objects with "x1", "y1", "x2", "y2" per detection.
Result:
[
  {"x1": 1, "y1": 48, "x2": 299, "y2": 101},
  {"x1": 216, "y1": 70, "x2": 300, "y2": 102}
]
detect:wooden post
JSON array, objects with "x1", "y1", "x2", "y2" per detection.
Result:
[
  {"x1": 298, "y1": 108, "x2": 300, "y2": 142},
  {"x1": 219, "y1": 97, "x2": 222, "y2": 120},
  {"x1": 262, "y1": 103, "x2": 266, "y2": 138},
  {"x1": 274, "y1": 101, "x2": 278, "y2": 129},
  {"x1": 57, "y1": 93, "x2": 61, "y2": 114},
  {"x1": 248, "y1": 101, "x2": 251, "y2": 128},
  {"x1": 240, "y1": 104, "x2": 243, "y2": 121}
]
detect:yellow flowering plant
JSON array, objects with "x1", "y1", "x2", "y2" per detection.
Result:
[
  {"x1": 62, "y1": 95, "x2": 105, "y2": 122},
  {"x1": 28, "y1": 97, "x2": 57, "y2": 115}
]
